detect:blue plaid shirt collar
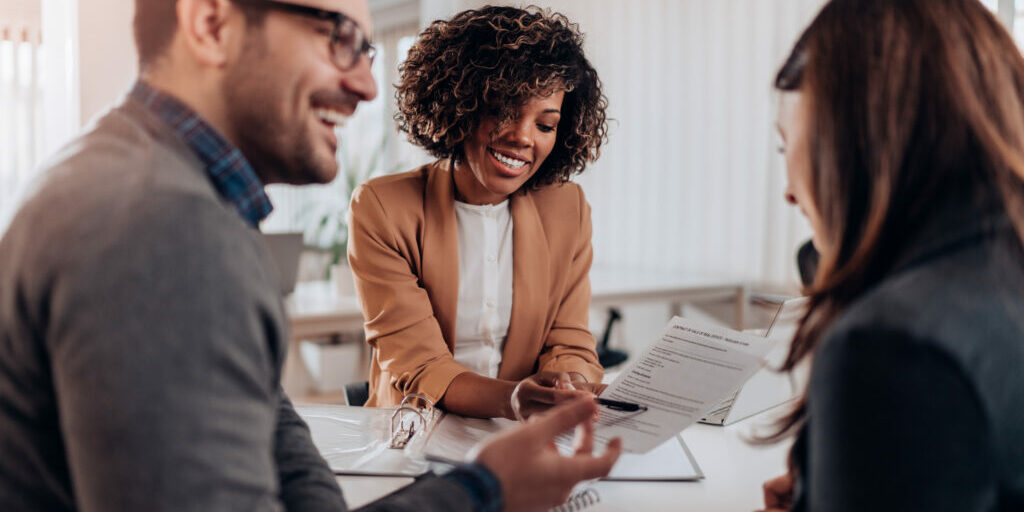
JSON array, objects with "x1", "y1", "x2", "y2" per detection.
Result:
[{"x1": 130, "y1": 81, "x2": 273, "y2": 227}]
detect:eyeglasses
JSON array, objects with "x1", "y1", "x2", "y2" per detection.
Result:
[{"x1": 232, "y1": 0, "x2": 377, "y2": 70}]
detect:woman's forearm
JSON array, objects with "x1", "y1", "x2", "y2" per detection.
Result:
[{"x1": 439, "y1": 372, "x2": 518, "y2": 419}]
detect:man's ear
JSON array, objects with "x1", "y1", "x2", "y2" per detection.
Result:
[{"x1": 175, "y1": 0, "x2": 245, "y2": 67}]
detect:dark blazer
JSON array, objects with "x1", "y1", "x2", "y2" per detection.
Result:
[
  {"x1": 791, "y1": 204, "x2": 1024, "y2": 511},
  {"x1": 0, "y1": 97, "x2": 479, "y2": 511}
]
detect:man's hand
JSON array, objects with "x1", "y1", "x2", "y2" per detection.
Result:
[
  {"x1": 757, "y1": 472, "x2": 794, "y2": 512},
  {"x1": 472, "y1": 397, "x2": 622, "y2": 512},
  {"x1": 510, "y1": 371, "x2": 593, "y2": 421}
]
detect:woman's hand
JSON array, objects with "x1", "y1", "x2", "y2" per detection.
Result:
[
  {"x1": 567, "y1": 372, "x2": 607, "y2": 396},
  {"x1": 510, "y1": 371, "x2": 592, "y2": 421},
  {"x1": 757, "y1": 472, "x2": 794, "y2": 512}
]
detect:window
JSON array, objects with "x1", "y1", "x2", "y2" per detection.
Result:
[
  {"x1": 0, "y1": 8, "x2": 44, "y2": 231},
  {"x1": 980, "y1": 0, "x2": 1024, "y2": 48}
]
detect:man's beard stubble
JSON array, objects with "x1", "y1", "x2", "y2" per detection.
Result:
[{"x1": 220, "y1": 38, "x2": 334, "y2": 186}]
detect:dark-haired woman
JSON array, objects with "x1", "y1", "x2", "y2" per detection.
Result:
[
  {"x1": 348, "y1": 6, "x2": 608, "y2": 418},
  {"x1": 759, "y1": 0, "x2": 1024, "y2": 511}
]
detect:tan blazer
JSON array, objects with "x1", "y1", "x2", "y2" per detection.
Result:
[{"x1": 348, "y1": 161, "x2": 603, "y2": 407}]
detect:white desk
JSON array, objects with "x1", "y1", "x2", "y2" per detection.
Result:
[
  {"x1": 588, "y1": 266, "x2": 748, "y2": 329},
  {"x1": 285, "y1": 280, "x2": 364, "y2": 342},
  {"x1": 286, "y1": 267, "x2": 748, "y2": 343},
  {"x1": 335, "y1": 413, "x2": 790, "y2": 511}
]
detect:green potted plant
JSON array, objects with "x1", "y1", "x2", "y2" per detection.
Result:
[{"x1": 298, "y1": 134, "x2": 403, "y2": 294}]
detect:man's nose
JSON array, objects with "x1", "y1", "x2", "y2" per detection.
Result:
[{"x1": 343, "y1": 57, "x2": 378, "y2": 102}]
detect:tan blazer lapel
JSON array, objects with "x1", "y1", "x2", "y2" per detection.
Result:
[
  {"x1": 421, "y1": 161, "x2": 460, "y2": 350},
  {"x1": 499, "y1": 191, "x2": 550, "y2": 380}
]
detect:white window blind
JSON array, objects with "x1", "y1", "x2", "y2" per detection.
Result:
[{"x1": 0, "y1": 21, "x2": 44, "y2": 232}]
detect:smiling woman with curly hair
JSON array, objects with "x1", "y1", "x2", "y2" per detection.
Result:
[
  {"x1": 347, "y1": 5, "x2": 609, "y2": 418},
  {"x1": 395, "y1": 6, "x2": 607, "y2": 187}
]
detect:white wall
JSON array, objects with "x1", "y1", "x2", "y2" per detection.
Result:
[
  {"x1": 77, "y1": 0, "x2": 135, "y2": 125},
  {"x1": 0, "y1": 0, "x2": 41, "y2": 25}
]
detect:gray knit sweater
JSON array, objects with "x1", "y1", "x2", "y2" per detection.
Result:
[{"x1": 0, "y1": 97, "x2": 478, "y2": 512}]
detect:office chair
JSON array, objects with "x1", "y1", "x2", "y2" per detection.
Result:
[
  {"x1": 343, "y1": 381, "x2": 370, "y2": 407},
  {"x1": 797, "y1": 239, "x2": 819, "y2": 287},
  {"x1": 596, "y1": 308, "x2": 629, "y2": 369}
]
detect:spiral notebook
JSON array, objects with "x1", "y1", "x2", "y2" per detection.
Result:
[{"x1": 552, "y1": 487, "x2": 604, "y2": 512}]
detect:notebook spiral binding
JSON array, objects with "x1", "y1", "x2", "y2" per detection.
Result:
[{"x1": 550, "y1": 488, "x2": 600, "y2": 512}]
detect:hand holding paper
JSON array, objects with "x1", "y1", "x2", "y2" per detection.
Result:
[
  {"x1": 590, "y1": 316, "x2": 774, "y2": 453},
  {"x1": 510, "y1": 371, "x2": 594, "y2": 421}
]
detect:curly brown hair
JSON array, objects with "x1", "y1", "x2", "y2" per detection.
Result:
[{"x1": 395, "y1": 5, "x2": 608, "y2": 187}]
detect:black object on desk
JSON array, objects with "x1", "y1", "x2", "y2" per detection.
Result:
[
  {"x1": 344, "y1": 381, "x2": 370, "y2": 407},
  {"x1": 797, "y1": 239, "x2": 819, "y2": 287},
  {"x1": 597, "y1": 308, "x2": 629, "y2": 368}
]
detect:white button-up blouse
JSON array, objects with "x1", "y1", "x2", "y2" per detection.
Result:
[{"x1": 452, "y1": 199, "x2": 514, "y2": 378}]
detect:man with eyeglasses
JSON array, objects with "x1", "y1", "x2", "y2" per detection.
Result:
[{"x1": 0, "y1": 1, "x2": 620, "y2": 511}]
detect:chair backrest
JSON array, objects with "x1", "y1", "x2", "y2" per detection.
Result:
[
  {"x1": 344, "y1": 381, "x2": 370, "y2": 407},
  {"x1": 597, "y1": 307, "x2": 629, "y2": 368},
  {"x1": 797, "y1": 239, "x2": 819, "y2": 287}
]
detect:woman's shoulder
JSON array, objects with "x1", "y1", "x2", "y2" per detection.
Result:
[
  {"x1": 825, "y1": 234, "x2": 1023, "y2": 356},
  {"x1": 359, "y1": 161, "x2": 441, "y2": 197},
  {"x1": 816, "y1": 249, "x2": 1024, "y2": 426},
  {"x1": 354, "y1": 161, "x2": 453, "y2": 214},
  {"x1": 522, "y1": 181, "x2": 588, "y2": 215}
]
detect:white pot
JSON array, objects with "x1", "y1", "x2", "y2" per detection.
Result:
[{"x1": 300, "y1": 340, "x2": 364, "y2": 393}]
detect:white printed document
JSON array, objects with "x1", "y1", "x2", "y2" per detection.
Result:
[{"x1": 593, "y1": 317, "x2": 774, "y2": 453}]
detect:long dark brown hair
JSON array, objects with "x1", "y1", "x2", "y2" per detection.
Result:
[{"x1": 771, "y1": 0, "x2": 1024, "y2": 448}]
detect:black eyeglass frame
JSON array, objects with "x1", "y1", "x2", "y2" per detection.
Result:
[{"x1": 232, "y1": 0, "x2": 377, "y2": 70}]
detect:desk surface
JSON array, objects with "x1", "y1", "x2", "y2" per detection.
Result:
[
  {"x1": 336, "y1": 414, "x2": 790, "y2": 511},
  {"x1": 285, "y1": 281, "x2": 363, "y2": 341},
  {"x1": 589, "y1": 266, "x2": 743, "y2": 305}
]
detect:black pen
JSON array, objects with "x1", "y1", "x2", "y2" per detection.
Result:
[{"x1": 595, "y1": 397, "x2": 648, "y2": 412}]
